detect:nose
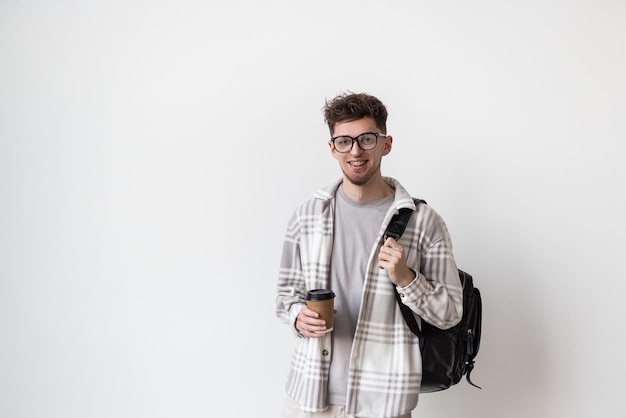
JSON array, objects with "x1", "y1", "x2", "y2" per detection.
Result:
[{"x1": 349, "y1": 139, "x2": 364, "y2": 155}]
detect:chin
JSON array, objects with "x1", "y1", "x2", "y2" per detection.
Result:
[{"x1": 344, "y1": 172, "x2": 373, "y2": 186}]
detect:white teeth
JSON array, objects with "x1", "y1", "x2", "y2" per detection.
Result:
[{"x1": 351, "y1": 161, "x2": 366, "y2": 166}]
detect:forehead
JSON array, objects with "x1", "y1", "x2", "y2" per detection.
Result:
[{"x1": 333, "y1": 117, "x2": 378, "y2": 137}]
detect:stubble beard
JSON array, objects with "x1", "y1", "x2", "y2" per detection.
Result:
[{"x1": 341, "y1": 160, "x2": 381, "y2": 187}]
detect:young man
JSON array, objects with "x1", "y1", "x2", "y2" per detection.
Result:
[{"x1": 275, "y1": 92, "x2": 463, "y2": 418}]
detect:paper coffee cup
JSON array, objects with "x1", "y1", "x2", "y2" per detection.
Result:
[{"x1": 306, "y1": 289, "x2": 335, "y2": 333}]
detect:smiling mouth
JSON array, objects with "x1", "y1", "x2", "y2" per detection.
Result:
[{"x1": 349, "y1": 161, "x2": 367, "y2": 167}]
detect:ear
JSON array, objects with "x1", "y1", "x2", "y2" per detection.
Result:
[
  {"x1": 328, "y1": 141, "x2": 339, "y2": 159},
  {"x1": 382, "y1": 135, "x2": 393, "y2": 155}
]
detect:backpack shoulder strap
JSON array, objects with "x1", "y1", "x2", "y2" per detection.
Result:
[
  {"x1": 386, "y1": 198, "x2": 427, "y2": 340},
  {"x1": 385, "y1": 198, "x2": 427, "y2": 240}
]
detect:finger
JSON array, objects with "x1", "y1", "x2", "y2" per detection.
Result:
[
  {"x1": 305, "y1": 330, "x2": 325, "y2": 338},
  {"x1": 379, "y1": 246, "x2": 398, "y2": 261},
  {"x1": 386, "y1": 237, "x2": 403, "y2": 250},
  {"x1": 302, "y1": 306, "x2": 319, "y2": 319},
  {"x1": 383, "y1": 237, "x2": 396, "y2": 247},
  {"x1": 298, "y1": 319, "x2": 327, "y2": 337},
  {"x1": 379, "y1": 245, "x2": 396, "y2": 259},
  {"x1": 300, "y1": 308, "x2": 326, "y2": 327}
]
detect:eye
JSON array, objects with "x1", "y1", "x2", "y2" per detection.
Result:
[
  {"x1": 335, "y1": 137, "x2": 352, "y2": 146},
  {"x1": 359, "y1": 133, "x2": 376, "y2": 145}
]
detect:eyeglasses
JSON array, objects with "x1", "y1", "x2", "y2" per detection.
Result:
[{"x1": 330, "y1": 132, "x2": 388, "y2": 153}]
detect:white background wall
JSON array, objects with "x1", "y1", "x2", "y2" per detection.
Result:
[{"x1": 1, "y1": 1, "x2": 625, "y2": 417}]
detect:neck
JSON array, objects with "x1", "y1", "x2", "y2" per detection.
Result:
[{"x1": 341, "y1": 178, "x2": 393, "y2": 203}]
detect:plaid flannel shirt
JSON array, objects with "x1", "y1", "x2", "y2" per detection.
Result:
[{"x1": 275, "y1": 177, "x2": 463, "y2": 417}]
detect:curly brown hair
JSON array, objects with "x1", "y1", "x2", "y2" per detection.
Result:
[{"x1": 322, "y1": 92, "x2": 388, "y2": 136}]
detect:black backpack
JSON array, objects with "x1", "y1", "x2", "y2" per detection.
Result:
[{"x1": 385, "y1": 199, "x2": 482, "y2": 393}]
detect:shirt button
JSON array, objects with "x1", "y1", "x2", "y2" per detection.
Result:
[
  {"x1": 399, "y1": 293, "x2": 405, "y2": 298},
  {"x1": 322, "y1": 349, "x2": 329, "y2": 356}
]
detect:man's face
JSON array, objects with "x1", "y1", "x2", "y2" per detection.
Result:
[{"x1": 328, "y1": 117, "x2": 392, "y2": 187}]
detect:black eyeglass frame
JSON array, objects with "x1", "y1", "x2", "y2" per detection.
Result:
[{"x1": 330, "y1": 132, "x2": 388, "y2": 153}]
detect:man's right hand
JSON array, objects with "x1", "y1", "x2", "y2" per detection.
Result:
[{"x1": 296, "y1": 306, "x2": 330, "y2": 338}]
